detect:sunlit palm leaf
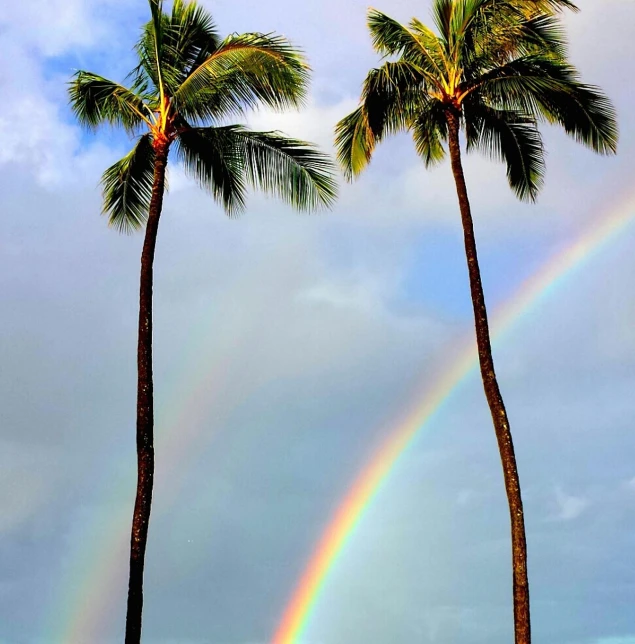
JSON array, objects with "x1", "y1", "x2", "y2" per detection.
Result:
[
  {"x1": 368, "y1": 10, "x2": 447, "y2": 84},
  {"x1": 335, "y1": 61, "x2": 421, "y2": 179},
  {"x1": 69, "y1": 72, "x2": 150, "y2": 132},
  {"x1": 174, "y1": 33, "x2": 308, "y2": 119}
]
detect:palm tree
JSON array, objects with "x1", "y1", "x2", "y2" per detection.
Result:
[
  {"x1": 69, "y1": 1, "x2": 336, "y2": 641},
  {"x1": 335, "y1": 2, "x2": 616, "y2": 642}
]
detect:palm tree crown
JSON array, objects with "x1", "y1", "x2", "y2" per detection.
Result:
[
  {"x1": 336, "y1": 0, "x2": 617, "y2": 200},
  {"x1": 70, "y1": 0, "x2": 337, "y2": 232}
]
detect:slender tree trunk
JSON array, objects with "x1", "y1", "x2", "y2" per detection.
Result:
[
  {"x1": 125, "y1": 139, "x2": 169, "y2": 644},
  {"x1": 446, "y1": 110, "x2": 530, "y2": 644}
]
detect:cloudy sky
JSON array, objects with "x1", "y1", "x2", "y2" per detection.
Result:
[{"x1": 1, "y1": 1, "x2": 635, "y2": 643}]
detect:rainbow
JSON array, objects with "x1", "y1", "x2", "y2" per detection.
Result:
[
  {"x1": 271, "y1": 195, "x2": 635, "y2": 644},
  {"x1": 50, "y1": 350, "x2": 233, "y2": 642}
]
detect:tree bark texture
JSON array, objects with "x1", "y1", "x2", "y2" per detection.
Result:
[
  {"x1": 446, "y1": 109, "x2": 531, "y2": 644},
  {"x1": 125, "y1": 140, "x2": 169, "y2": 644}
]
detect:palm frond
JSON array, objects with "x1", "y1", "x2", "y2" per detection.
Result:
[
  {"x1": 156, "y1": 0, "x2": 221, "y2": 92},
  {"x1": 148, "y1": 0, "x2": 166, "y2": 99},
  {"x1": 367, "y1": 10, "x2": 447, "y2": 85},
  {"x1": 464, "y1": 101, "x2": 545, "y2": 201},
  {"x1": 173, "y1": 33, "x2": 309, "y2": 120},
  {"x1": 335, "y1": 61, "x2": 419, "y2": 179},
  {"x1": 432, "y1": 0, "x2": 455, "y2": 46},
  {"x1": 101, "y1": 134, "x2": 156, "y2": 233},
  {"x1": 132, "y1": 15, "x2": 178, "y2": 98},
  {"x1": 335, "y1": 107, "x2": 375, "y2": 179},
  {"x1": 457, "y1": 0, "x2": 569, "y2": 77},
  {"x1": 411, "y1": 99, "x2": 447, "y2": 167},
  {"x1": 175, "y1": 124, "x2": 247, "y2": 213},
  {"x1": 477, "y1": 56, "x2": 618, "y2": 154},
  {"x1": 68, "y1": 72, "x2": 151, "y2": 131},
  {"x1": 512, "y1": 0, "x2": 579, "y2": 13},
  {"x1": 176, "y1": 125, "x2": 337, "y2": 213}
]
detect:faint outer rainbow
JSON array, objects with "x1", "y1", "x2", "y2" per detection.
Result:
[
  {"x1": 271, "y1": 196, "x2": 635, "y2": 644},
  {"x1": 54, "y1": 352, "x2": 233, "y2": 642}
]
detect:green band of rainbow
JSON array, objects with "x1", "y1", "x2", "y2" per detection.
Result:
[{"x1": 271, "y1": 198, "x2": 635, "y2": 644}]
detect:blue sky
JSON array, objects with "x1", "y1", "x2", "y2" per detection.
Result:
[{"x1": 1, "y1": 1, "x2": 635, "y2": 643}]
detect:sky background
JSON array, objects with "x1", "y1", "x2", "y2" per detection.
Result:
[{"x1": 1, "y1": 1, "x2": 635, "y2": 643}]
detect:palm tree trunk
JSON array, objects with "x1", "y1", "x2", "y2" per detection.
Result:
[
  {"x1": 446, "y1": 110, "x2": 530, "y2": 644},
  {"x1": 125, "y1": 140, "x2": 169, "y2": 644}
]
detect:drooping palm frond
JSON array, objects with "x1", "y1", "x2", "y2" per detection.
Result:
[
  {"x1": 477, "y1": 56, "x2": 618, "y2": 154},
  {"x1": 177, "y1": 125, "x2": 337, "y2": 213},
  {"x1": 335, "y1": 107, "x2": 375, "y2": 180},
  {"x1": 69, "y1": 72, "x2": 152, "y2": 132},
  {"x1": 101, "y1": 134, "x2": 156, "y2": 232},
  {"x1": 335, "y1": 61, "x2": 422, "y2": 179},
  {"x1": 175, "y1": 124, "x2": 248, "y2": 212},
  {"x1": 464, "y1": 100, "x2": 545, "y2": 200},
  {"x1": 234, "y1": 129, "x2": 337, "y2": 211},
  {"x1": 411, "y1": 98, "x2": 447, "y2": 167}
]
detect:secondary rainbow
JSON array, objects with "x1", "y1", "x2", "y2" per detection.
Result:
[
  {"x1": 51, "y1": 351, "x2": 232, "y2": 642},
  {"x1": 271, "y1": 195, "x2": 635, "y2": 644}
]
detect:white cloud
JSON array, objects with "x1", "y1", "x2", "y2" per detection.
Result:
[
  {"x1": 551, "y1": 486, "x2": 590, "y2": 522},
  {"x1": 0, "y1": 0, "x2": 128, "y2": 56},
  {"x1": 247, "y1": 98, "x2": 358, "y2": 152}
]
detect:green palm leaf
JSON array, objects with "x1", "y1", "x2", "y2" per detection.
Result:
[
  {"x1": 335, "y1": 61, "x2": 422, "y2": 179},
  {"x1": 68, "y1": 72, "x2": 151, "y2": 131},
  {"x1": 177, "y1": 125, "x2": 337, "y2": 213},
  {"x1": 173, "y1": 33, "x2": 309, "y2": 120},
  {"x1": 175, "y1": 124, "x2": 247, "y2": 213},
  {"x1": 412, "y1": 99, "x2": 447, "y2": 167},
  {"x1": 465, "y1": 101, "x2": 545, "y2": 200},
  {"x1": 368, "y1": 10, "x2": 447, "y2": 85},
  {"x1": 478, "y1": 56, "x2": 618, "y2": 154},
  {"x1": 101, "y1": 134, "x2": 156, "y2": 232}
]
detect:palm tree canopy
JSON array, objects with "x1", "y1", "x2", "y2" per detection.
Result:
[
  {"x1": 69, "y1": 0, "x2": 337, "y2": 232},
  {"x1": 336, "y1": 0, "x2": 617, "y2": 202}
]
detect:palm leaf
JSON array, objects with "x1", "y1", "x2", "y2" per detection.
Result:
[
  {"x1": 176, "y1": 125, "x2": 337, "y2": 213},
  {"x1": 477, "y1": 56, "x2": 618, "y2": 154},
  {"x1": 175, "y1": 124, "x2": 247, "y2": 213},
  {"x1": 335, "y1": 61, "x2": 421, "y2": 179},
  {"x1": 151, "y1": 0, "x2": 221, "y2": 93},
  {"x1": 411, "y1": 99, "x2": 447, "y2": 167},
  {"x1": 464, "y1": 101, "x2": 545, "y2": 201},
  {"x1": 68, "y1": 72, "x2": 151, "y2": 131},
  {"x1": 173, "y1": 34, "x2": 308, "y2": 120},
  {"x1": 335, "y1": 107, "x2": 375, "y2": 180},
  {"x1": 101, "y1": 134, "x2": 156, "y2": 232},
  {"x1": 367, "y1": 10, "x2": 447, "y2": 86}
]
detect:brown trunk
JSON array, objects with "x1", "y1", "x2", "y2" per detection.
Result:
[
  {"x1": 446, "y1": 109, "x2": 530, "y2": 644},
  {"x1": 124, "y1": 139, "x2": 169, "y2": 644}
]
